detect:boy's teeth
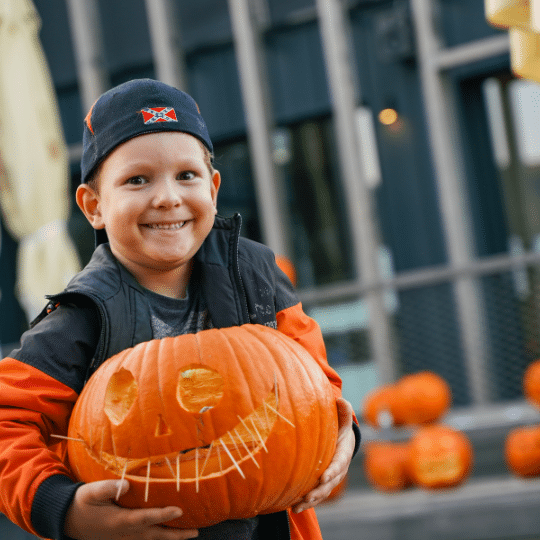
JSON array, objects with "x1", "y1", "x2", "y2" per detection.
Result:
[{"x1": 148, "y1": 222, "x2": 185, "y2": 229}]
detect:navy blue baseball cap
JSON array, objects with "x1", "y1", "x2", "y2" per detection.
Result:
[{"x1": 80, "y1": 78, "x2": 213, "y2": 246}]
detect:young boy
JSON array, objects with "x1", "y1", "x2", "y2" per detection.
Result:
[{"x1": 0, "y1": 79, "x2": 359, "y2": 540}]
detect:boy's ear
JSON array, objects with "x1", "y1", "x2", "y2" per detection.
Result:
[
  {"x1": 76, "y1": 184, "x2": 105, "y2": 230},
  {"x1": 211, "y1": 169, "x2": 221, "y2": 211}
]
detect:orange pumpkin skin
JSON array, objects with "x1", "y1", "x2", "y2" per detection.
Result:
[
  {"x1": 407, "y1": 425, "x2": 473, "y2": 489},
  {"x1": 363, "y1": 441, "x2": 411, "y2": 492},
  {"x1": 505, "y1": 425, "x2": 540, "y2": 477},
  {"x1": 523, "y1": 360, "x2": 540, "y2": 408},
  {"x1": 393, "y1": 371, "x2": 451, "y2": 425},
  {"x1": 362, "y1": 384, "x2": 403, "y2": 428},
  {"x1": 67, "y1": 324, "x2": 338, "y2": 528}
]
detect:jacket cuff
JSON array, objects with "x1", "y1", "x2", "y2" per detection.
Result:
[
  {"x1": 352, "y1": 422, "x2": 361, "y2": 457},
  {"x1": 31, "y1": 474, "x2": 82, "y2": 540}
]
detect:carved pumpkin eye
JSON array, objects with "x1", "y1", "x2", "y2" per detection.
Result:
[
  {"x1": 177, "y1": 364, "x2": 225, "y2": 413},
  {"x1": 104, "y1": 368, "x2": 138, "y2": 425}
]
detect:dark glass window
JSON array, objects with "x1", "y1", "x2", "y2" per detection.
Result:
[
  {"x1": 214, "y1": 140, "x2": 261, "y2": 242},
  {"x1": 275, "y1": 117, "x2": 354, "y2": 287}
]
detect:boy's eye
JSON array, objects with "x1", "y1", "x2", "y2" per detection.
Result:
[
  {"x1": 178, "y1": 171, "x2": 196, "y2": 181},
  {"x1": 127, "y1": 176, "x2": 147, "y2": 185}
]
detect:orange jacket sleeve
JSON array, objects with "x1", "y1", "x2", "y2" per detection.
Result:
[
  {"x1": 276, "y1": 302, "x2": 343, "y2": 401},
  {"x1": 0, "y1": 358, "x2": 79, "y2": 537}
]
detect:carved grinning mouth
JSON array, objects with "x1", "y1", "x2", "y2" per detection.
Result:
[{"x1": 66, "y1": 382, "x2": 293, "y2": 500}]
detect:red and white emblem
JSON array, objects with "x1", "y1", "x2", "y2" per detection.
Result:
[{"x1": 140, "y1": 107, "x2": 178, "y2": 124}]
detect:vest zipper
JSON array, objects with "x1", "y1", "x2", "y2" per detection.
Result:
[{"x1": 231, "y1": 213, "x2": 250, "y2": 324}]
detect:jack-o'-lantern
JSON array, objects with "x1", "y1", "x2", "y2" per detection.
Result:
[
  {"x1": 523, "y1": 360, "x2": 540, "y2": 408},
  {"x1": 393, "y1": 371, "x2": 451, "y2": 425},
  {"x1": 362, "y1": 384, "x2": 403, "y2": 428},
  {"x1": 363, "y1": 441, "x2": 411, "y2": 492},
  {"x1": 67, "y1": 324, "x2": 338, "y2": 528},
  {"x1": 505, "y1": 425, "x2": 540, "y2": 477},
  {"x1": 407, "y1": 424, "x2": 473, "y2": 489}
]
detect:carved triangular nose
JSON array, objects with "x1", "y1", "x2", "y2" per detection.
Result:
[{"x1": 155, "y1": 414, "x2": 172, "y2": 437}]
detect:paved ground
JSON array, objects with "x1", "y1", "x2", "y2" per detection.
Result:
[{"x1": 316, "y1": 476, "x2": 540, "y2": 540}]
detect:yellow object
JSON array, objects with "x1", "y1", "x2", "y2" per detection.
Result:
[
  {"x1": 0, "y1": 0, "x2": 81, "y2": 321},
  {"x1": 378, "y1": 109, "x2": 399, "y2": 126},
  {"x1": 510, "y1": 26, "x2": 540, "y2": 81},
  {"x1": 485, "y1": 0, "x2": 540, "y2": 83},
  {"x1": 485, "y1": 0, "x2": 530, "y2": 29}
]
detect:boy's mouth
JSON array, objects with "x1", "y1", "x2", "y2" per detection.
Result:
[{"x1": 144, "y1": 221, "x2": 186, "y2": 230}]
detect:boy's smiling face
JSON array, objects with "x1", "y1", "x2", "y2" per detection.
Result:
[{"x1": 77, "y1": 131, "x2": 220, "y2": 296}]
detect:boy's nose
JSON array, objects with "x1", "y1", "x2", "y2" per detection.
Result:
[{"x1": 153, "y1": 178, "x2": 182, "y2": 207}]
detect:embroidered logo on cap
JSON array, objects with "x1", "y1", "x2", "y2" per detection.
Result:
[{"x1": 140, "y1": 107, "x2": 178, "y2": 124}]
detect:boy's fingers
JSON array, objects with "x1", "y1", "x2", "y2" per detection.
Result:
[
  {"x1": 80, "y1": 479, "x2": 130, "y2": 504},
  {"x1": 132, "y1": 506, "x2": 184, "y2": 527}
]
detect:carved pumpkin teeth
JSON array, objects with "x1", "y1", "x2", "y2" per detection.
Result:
[{"x1": 82, "y1": 384, "x2": 286, "y2": 484}]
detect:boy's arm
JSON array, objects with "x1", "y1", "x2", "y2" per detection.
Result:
[
  {"x1": 0, "y1": 302, "x2": 99, "y2": 538},
  {"x1": 0, "y1": 359, "x2": 80, "y2": 537}
]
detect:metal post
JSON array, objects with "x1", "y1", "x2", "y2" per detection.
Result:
[
  {"x1": 143, "y1": 0, "x2": 188, "y2": 90},
  {"x1": 315, "y1": 0, "x2": 397, "y2": 383},
  {"x1": 65, "y1": 0, "x2": 109, "y2": 114},
  {"x1": 227, "y1": 0, "x2": 289, "y2": 256},
  {"x1": 410, "y1": 0, "x2": 490, "y2": 403}
]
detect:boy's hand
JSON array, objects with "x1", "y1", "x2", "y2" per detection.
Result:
[
  {"x1": 64, "y1": 480, "x2": 199, "y2": 540},
  {"x1": 292, "y1": 397, "x2": 356, "y2": 514}
]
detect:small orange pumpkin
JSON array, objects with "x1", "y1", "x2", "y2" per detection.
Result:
[
  {"x1": 407, "y1": 424, "x2": 473, "y2": 489},
  {"x1": 362, "y1": 384, "x2": 403, "y2": 428},
  {"x1": 363, "y1": 441, "x2": 411, "y2": 492},
  {"x1": 67, "y1": 325, "x2": 338, "y2": 528},
  {"x1": 505, "y1": 425, "x2": 540, "y2": 477},
  {"x1": 523, "y1": 360, "x2": 540, "y2": 408},
  {"x1": 393, "y1": 371, "x2": 451, "y2": 425}
]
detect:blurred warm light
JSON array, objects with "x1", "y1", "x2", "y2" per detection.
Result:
[{"x1": 378, "y1": 108, "x2": 398, "y2": 125}]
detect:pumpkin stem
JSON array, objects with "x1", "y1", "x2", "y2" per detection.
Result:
[
  {"x1": 264, "y1": 403, "x2": 295, "y2": 428},
  {"x1": 250, "y1": 417, "x2": 268, "y2": 453},
  {"x1": 145, "y1": 460, "x2": 151, "y2": 502},
  {"x1": 164, "y1": 456, "x2": 175, "y2": 480},
  {"x1": 111, "y1": 436, "x2": 119, "y2": 470},
  {"x1": 176, "y1": 454, "x2": 180, "y2": 492},
  {"x1": 199, "y1": 441, "x2": 214, "y2": 477},
  {"x1": 99, "y1": 429, "x2": 105, "y2": 462},
  {"x1": 217, "y1": 445, "x2": 222, "y2": 473},
  {"x1": 219, "y1": 439, "x2": 246, "y2": 479},
  {"x1": 50, "y1": 434, "x2": 84, "y2": 443},
  {"x1": 195, "y1": 448, "x2": 199, "y2": 493},
  {"x1": 237, "y1": 415, "x2": 256, "y2": 441},
  {"x1": 116, "y1": 462, "x2": 128, "y2": 500}
]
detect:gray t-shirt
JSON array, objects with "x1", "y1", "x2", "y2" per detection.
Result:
[{"x1": 143, "y1": 281, "x2": 259, "y2": 540}]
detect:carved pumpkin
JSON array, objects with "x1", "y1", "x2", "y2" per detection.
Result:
[
  {"x1": 407, "y1": 425, "x2": 473, "y2": 489},
  {"x1": 362, "y1": 384, "x2": 403, "y2": 428},
  {"x1": 363, "y1": 441, "x2": 411, "y2": 492},
  {"x1": 523, "y1": 359, "x2": 540, "y2": 408},
  {"x1": 393, "y1": 371, "x2": 452, "y2": 425},
  {"x1": 505, "y1": 425, "x2": 540, "y2": 477},
  {"x1": 67, "y1": 324, "x2": 338, "y2": 528}
]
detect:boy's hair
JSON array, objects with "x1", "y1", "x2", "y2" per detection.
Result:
[{"x1": 81, "y1": 78, "x2": 213, "y2": 185}]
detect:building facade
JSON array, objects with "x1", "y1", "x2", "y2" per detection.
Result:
[{"x1": 1, "y1": 0, "x2": 539, "y2": 411}]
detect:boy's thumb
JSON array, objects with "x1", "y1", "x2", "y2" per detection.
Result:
[{"x1": 87, "y1": 479, "x2": 130, "y2": 502}]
